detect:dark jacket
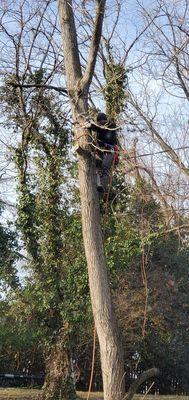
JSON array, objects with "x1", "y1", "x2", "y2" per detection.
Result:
[{"x1": 91, "y1": 121, "x2": 117, "y2": 146}]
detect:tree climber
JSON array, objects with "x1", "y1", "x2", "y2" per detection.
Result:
[
  {"x1": 90, "y1": 112, "x2": 119, "y2": 193},
  {"x1": 74, "y1": 112, "x2": 119, "y2": 194}
]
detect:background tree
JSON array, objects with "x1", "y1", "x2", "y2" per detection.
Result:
[
  {"x1": 0, "y1": 202, "x2": 19, "y2": 292},
  {"x1": 104, "y1": 176, "x2": 189, "y2": 394},
  {"x1": 1, "y1": 69, "x2": 90, "y2": 399}
]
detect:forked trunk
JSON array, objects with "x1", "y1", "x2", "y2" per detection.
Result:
[{"x1": 56, "y1": 0, "x2": 125, "y2": 396}]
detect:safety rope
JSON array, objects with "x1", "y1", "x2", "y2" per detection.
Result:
[
  {"x1": 103, "y1": 152, "x2": 116, "y2": 222},
  {"x1": 86, "y1": 327, "x2": 96, "y2": 400}
]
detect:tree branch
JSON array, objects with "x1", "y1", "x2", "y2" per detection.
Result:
[
  {"x1": 123, "y1": 147, "x2": 174, "y2": 218},
  {"x1": 121, "y1": 11, "x2": 160, "y2": 64},
  {"x1": 8, "y1": 82, "x2": 68, "y2": 95},
  {"x1": 175, "y1": 56, "x2": 189, "y2": 101},
  {"x1": 129, "y1": 96, "x2": 189, "y2": 178},
  {"x1": 80, "y1": 0, "x2": 106, "y2": 91},
  {"x1": 124, "y1": 368, "x2": 159, "y2": 400}
]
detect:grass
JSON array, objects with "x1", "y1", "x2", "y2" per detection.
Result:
[
  {"x1": 77, "y1": 392, "x2": 103, "y2": 399},
  {"x1": 0, "y1": 389, "x2": 189, "y2": 400},
  {"x1": 0, "y1": 389, "x2": 40, "y2": 399}
]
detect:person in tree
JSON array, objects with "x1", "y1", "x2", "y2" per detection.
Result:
[{"x1": 91, "y1": 112, "x2": 119, "y2": 193}]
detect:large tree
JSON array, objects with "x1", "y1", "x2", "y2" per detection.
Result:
[
  {"x1": 57, "y1": 1, "x2": 125, "y2": 399},
  {"x1": 56, "y1": 2, "x2": 157, "y2": 399}
]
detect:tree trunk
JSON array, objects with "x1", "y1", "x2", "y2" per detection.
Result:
[
  {"x1": 77, "y1": 137, "x2": 125, "y2": 400},
  {"x1": 40, "y1": 329, "x2": 76, "y2": 400},
  {"x1": 56, "y1": 1, "x2": 125, "y2": 397}
]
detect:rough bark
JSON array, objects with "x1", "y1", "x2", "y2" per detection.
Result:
[
  {"x1": 78, "y1": 149, "x2": 125, "y2": 400},
  {"x1": 57, "y1": 0, "x2": 82, "y2": 92},
  {"x1": 40, "y1": 330, "x2": 76, "y2": 400},
  {"x1": 57, "y1": 1, "x2": 125, "y2": 399}
]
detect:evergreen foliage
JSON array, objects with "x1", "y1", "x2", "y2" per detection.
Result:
[
  {"x1": 0, "y1": 203, "x2": 19, "y2": 291},
  {"x1": 104, "y1": 57, "x2": 128, "y2": 120}
]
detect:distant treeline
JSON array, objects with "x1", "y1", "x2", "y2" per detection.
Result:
[
  {"x1": 1, "y1": 370, "x2": 188, "y2": 395},
  {"x1": 78, "y1": 369, "x2": 189, "y2": 395}
]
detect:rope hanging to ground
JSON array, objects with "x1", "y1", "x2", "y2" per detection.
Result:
[
  {"x1": 103, "y1": 154, "x2": 116, "y2": 222},
  {"x1": 86, "y1": 327, "x2": 96, "y2": 400}
]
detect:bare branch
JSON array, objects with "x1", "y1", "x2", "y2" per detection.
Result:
[
  {"x1": 80, "y1": 0, "x2": 106, "y2": 92},
  {"x1": 124, "y1": 368, "x2": 159, "y2": 400},
  {"x1": 8, "y1": 82, "x2": 68, "y2": 95},
  {"x1": 129, "y1": 96, "x2": 189, "y2": 178},
  {"x1": 175, "y1": 56, "x2": 189, "y2": 101},
  {"x1": 177, "y1": 25, "x2": 189, "y2": 37},
  {"x1": 122, "y1": 11, "x2": 160, "y2": 64},
  {"x1": 23, "y1": 0, "x2": 51, "y2": 79},
  {"x1": 107, "y1": 0, "x2": 121, "y2": 45}
]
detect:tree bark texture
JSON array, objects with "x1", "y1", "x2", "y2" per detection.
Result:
[
  {"x1": 57, "y1": 1, "x2": 125, "y2": 398},
  {"x1": 40, "y1": 330, "x2": 76, "y2": 400},
  {"x1": 78, "y1": 148, "x2": 125, "y2": 400}
]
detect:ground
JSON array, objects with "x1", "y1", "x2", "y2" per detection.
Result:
[{"x1": 0, "y1": 389, "x2": 189, "y2": 400}]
